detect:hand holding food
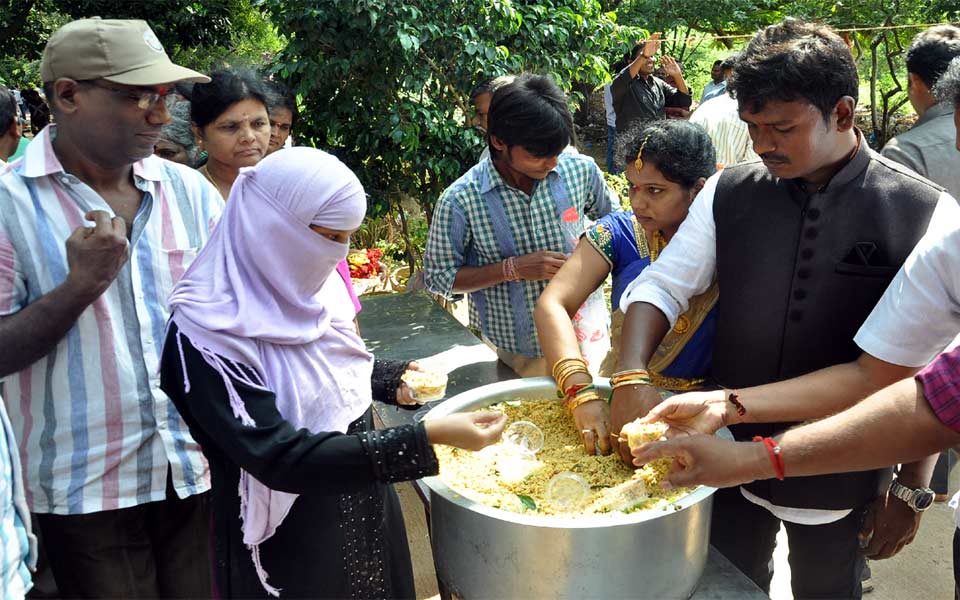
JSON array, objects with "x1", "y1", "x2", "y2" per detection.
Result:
[
  {"x1": 401, "y1": 367, "x2": 449, "y2": 403},
  {"x1": 640, "y1": 390, "x2": 731, "y2": 436},
  {"x1": 631, "y1": 433, "x2": 773, "y2": 489},
  {"x1": 609, "y1": 383, "x2": 662, "y2": 464}
]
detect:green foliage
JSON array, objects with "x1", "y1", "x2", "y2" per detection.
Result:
[
  {"x1": 0, "y1": 0, "x2": 281, "y2": 88},
  {"x1": 603, "y1": 171, "x2": 630, "y2": 210},
  {"x1": 265, "y1": 0, "x2": 643, "y2": 238},
  {"x1": 612, "y1": 0, "x2": 958, "y2": 147}
]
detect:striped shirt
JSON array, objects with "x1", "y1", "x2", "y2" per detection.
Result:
[
  {"x1": 0, "y1": 394, "x2": 34, "y2": 598},
  {"x1": 424, "y1": 153, "x2": 617, "y2": 356},
  {"x1": 0, "y1": 126, "x2": 223, "y2": 515},
  {"x1": 689, "y1": 93, "x2": 758, "y2": 168}
]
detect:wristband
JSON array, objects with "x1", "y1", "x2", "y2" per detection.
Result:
[
  {"x1": 753, "y1": 436, "x2": 785, "y2": 480},
  {"x1": 727, "y1": 390, "x2": 746, "y2": 417}
]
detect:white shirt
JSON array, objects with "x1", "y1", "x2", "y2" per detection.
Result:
[
  {"x1": 854, "y1": 197, "x2": 960, "y2": 366},
  {"x1": 620, "y1": 170, "x2": 957, "y2": 523},
  {"x1": 689, "y1": 94, "x2": 758, "y2": 168},
  {"x1": 603, "y1": 85, "x2": 617, "y2": 128}
]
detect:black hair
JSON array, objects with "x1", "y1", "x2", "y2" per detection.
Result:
[
  {"x1": 905, "y1": 25, "x2": 960, "y2": 89},
  {"x1": 721, "y1": 54, "x2": 739, "y2": 70},
  {"x1": 933, "y1": 56, "x2": 960, "y2": 107},
  {"x1": 266, "y1": 80, "x2": 299, "y2": 129},
  {"x1": 470, "y1": 78, "x2": 496, "y2": 102},
  {"x1": 487, "y1": 73, "x2": 574, "y2": 158},
  {"x1": 729, "y1": 18, "x2": 859, "y2": 121},
  {"x1": 23, "y1": 88, "x2": 50, "y2": 132},
  {"x1": 616, "y1": 119, "x2": 716, "y2": 188},
  {"x1": 0, "y1": 85, "x2": 17, "y2": 132},
  {"x1": 712, "y1": 60, "x2": 723, "y2": 67},
  {"x1": 190, "y1": 68, "x2": 270, "y2": 128},
  {"x1": 627, "y1": 43, "x2": 644, "y2": 63}
]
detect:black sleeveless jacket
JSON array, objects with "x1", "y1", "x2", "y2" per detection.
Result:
[{"x1": 712, "y1": 141, "x2": 941, "y2": 509}]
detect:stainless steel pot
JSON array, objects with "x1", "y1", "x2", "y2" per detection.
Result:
[{"x1": 423, "y1": 377, "x2": 731, "y2": 600}]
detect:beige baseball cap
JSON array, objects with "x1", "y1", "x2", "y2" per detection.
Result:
[{"x1": 40, "y1": 18, "x2": 210, "y2": 85}]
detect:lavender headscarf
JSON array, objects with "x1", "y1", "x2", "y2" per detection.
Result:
[{"x1": 168, "y1": 147, "x2": 370, "y2": 596}]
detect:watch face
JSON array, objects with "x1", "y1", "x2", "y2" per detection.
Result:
[{"x1": 914, "y1": 491, "x2": 935, "y2": 511}]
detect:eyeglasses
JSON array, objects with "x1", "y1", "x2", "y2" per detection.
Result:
[{"x1": 80, "y1": 80, "x2": 173, "y2": 111}]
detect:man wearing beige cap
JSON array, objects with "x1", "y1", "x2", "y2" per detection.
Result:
[{"x1": 0, "y1": 18, "x2": 223, "y2": 597}]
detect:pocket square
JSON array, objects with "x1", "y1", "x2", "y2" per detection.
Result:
[{"x1": 841, "y1": 241, "x2": 887, "y2": 267}]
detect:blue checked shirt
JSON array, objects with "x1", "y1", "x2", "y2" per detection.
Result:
[{"x1": 424, "y1": 152, "x2": 617, "y2": 357}]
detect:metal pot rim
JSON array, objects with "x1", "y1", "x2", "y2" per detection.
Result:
[{"x1": 423, "y1": 376, "x2": 731, "y2": 528}]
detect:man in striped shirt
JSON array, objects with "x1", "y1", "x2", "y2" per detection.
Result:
[
  {"x1": 689, "y1": 55, "x2": 759, "y2": 168},
  {"x1": 0, "y1": 19, "x2": 223, "y2": 597}
]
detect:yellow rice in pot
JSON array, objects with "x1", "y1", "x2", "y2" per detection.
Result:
[{"x1": 434, "y1": 399, "x2": 691, "y2": 516}]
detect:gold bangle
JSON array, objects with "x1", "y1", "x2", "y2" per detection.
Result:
[
  {"x1": 611, "y1": 378, "x2": 653, "y2": 390},
  {"x1": 566, "y1": 391, "x2": 603, "y2": 412},
  {"x1": 552, "y1": 357, "x2": 587, "y2": 380},
  {"x1": 557, "y1": 368, "x2": 590, "y2": 393}
]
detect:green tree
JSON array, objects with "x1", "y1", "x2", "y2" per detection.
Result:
[
  {"x1": 266, "y1": 0, "x2": 641, "y2": 268},
  {"x1": 0, "y1": 0, "x2": 281, "y2": 87}
]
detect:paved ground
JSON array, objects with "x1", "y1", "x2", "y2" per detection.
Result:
[{"x1": 770, "y1": 501, "x2": 954, "y2": 600}]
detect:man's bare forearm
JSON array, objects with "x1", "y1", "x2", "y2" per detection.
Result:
[
  {"x1": 616, "y1": 302, "x2": 670, "y2": 371},
  {"x1": 0, "y1": 281, "x2": 95, "y2": 377},
  {"x1": 673, "y1": 74, "x2": 690, "y2": 96},
  {"x1": 734, "y1": 354, "x2": 918, "y2": 426},
  {"x1": 780, "y1": 379, "x2": 960, "y2": 477},
  {"x1": 452, "y1": 263, "x2": 505, "y2": 294}
]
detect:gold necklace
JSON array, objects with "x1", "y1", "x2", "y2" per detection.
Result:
[
  {"x1": 649, "y1": 230, "x2": 667, "y2": 262},
  {"x1": 200, "y1": 164, "x2": 230, "y2": 198}
]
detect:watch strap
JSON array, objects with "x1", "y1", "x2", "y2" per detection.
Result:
[{"x1": 890, "y1": 479, "x2": 934, "y2": 512}]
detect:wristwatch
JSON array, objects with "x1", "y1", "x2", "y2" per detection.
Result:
[{"x1": 889, "y1": 479, "x2": 936, "y2": 512}]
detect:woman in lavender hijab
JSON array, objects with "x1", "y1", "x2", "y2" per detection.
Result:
[{"x1": 159, "y1": 147, "x2": 506, "y2": 598}]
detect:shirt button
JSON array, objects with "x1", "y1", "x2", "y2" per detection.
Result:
[
  {"x1": 804, "y1": 227, "x2": 819, "y2": 240},
  {"x1": 793, "y1": 289, "x2": 807, "y2": 300},
  {"x1": 789, "y1": 309, "x2": 803, "y2": 322},
  {"x1": 806, "y1": 208, "x2": 821, "y2": 221},
  {"x1": 800, "y1": 248, "x2": 814, "y2": 260},
  {"x1": 797, "y1": 268, "x2": 811, "y2": 280}
]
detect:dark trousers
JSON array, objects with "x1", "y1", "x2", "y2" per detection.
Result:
[
  {"x1": 34, "y1": 488, "x2": 211, "y2": 599},
  {"x1": 606, "y1": 125, "x2": 621, "y2": 174},
  {"x1": 953, "y1": 527, "x2": 960, "y2": 600},
  {"x1": 710, "y1": 487, "x2": 866, "y2": 599}
]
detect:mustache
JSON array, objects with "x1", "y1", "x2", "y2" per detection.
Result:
[{"x1": 760, "y1": 153, "x2": 789, "y2": 163}]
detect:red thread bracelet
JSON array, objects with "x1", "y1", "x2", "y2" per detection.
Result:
[
  {"x1": 728, "y1": 390, "x2": 746, "y2": 417},
  {"x1": 753, "y1": 436, "x2": 785, "y2": 480}
]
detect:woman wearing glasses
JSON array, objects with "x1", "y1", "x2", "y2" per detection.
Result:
[{"x1": 190, "y1": 69, "x2": 271, "y2": 199}]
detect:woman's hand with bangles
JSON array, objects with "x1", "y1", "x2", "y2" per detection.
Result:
[
  {"x1": 572, "y1": 399, "x2": 612, "y2": 455},
  {"x1": 609, "y1": 383, "x2": 663, "y2": 464}
]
